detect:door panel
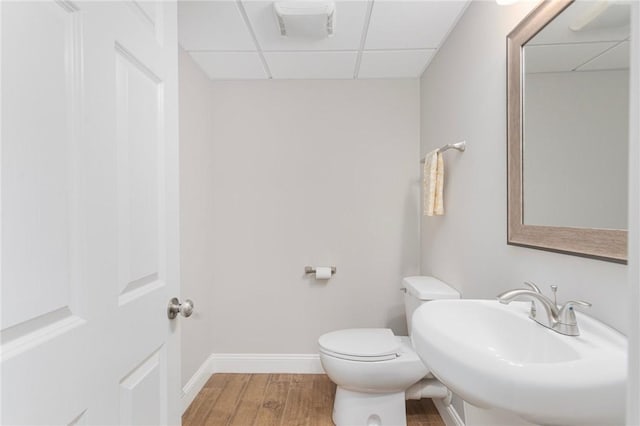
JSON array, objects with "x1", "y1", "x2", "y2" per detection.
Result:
[
  {"x1": 115, "y1": 43, "x2": 163, "y2": 304},
  {"x1": 119, "y1": 348, "x2": 166, "y2": 426},
  {"x1": 1, "y1": 1, "x2": 180, "y2": 424},
  {"x1": 1, "y1": 0, "x2": 81, "y2": 331}
]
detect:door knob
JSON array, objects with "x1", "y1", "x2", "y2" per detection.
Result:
[{"x1": 167, "y1": 297, "x2": 194, "y2": 319}]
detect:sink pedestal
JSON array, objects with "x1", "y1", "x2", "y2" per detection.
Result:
[{"x1": 464, "y1": 402, "x2": 538, "y2": 426}]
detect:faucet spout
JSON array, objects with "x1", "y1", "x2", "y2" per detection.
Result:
[{"x1": 497, "y1": 289, "x2": 560, "y2": 328}]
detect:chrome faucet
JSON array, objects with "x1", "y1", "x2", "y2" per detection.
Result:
[{"x1": 497, "y1": 282, "x2": 592, "y2": 336}]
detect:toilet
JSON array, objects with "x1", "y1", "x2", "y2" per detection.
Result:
[{"x1": 318, "y1": 276, "x2": 460, "y2": 426}]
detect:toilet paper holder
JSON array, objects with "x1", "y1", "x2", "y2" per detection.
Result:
[{"x1": 304, "y1": 266, "x2": 337, "y2": 275}]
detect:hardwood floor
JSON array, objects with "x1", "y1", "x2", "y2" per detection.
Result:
[{"x1": 183, "y1": 374, "x2": 446, "y2": 426}]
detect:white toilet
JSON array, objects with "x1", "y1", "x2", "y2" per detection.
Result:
[{"x1": 318, "y1": 276, "x2": 460, "y2": 426}]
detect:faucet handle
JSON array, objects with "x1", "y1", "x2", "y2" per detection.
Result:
[
  {"x1": 558, "y1": 300, "x2": 592, "y2": 325},
  {"x1": 523, "y1": 281, "x2": 541, "y2": 293},
  {"x1": 522, "y1": 281, "x2": 541, "y2": 318}
]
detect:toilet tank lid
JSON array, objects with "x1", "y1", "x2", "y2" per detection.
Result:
[{"x1": 402, "y1": 276, "x2": 460, "y2": 300}]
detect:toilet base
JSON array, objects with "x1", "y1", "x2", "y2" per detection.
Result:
[{"x1": 332, "y1": 387, "x2": 407, "y2": 426}]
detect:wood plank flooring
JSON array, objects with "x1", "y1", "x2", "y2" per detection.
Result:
[{"x1": 183, "y1": 374, "x2": 446, "y2": 426}]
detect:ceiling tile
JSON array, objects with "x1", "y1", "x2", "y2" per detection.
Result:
[
  {"x1": 528, "y1": 1, "x2": 630, "y2": 46},
  {"x1": 264, "y1": 51, "x2": 357, "y2": 79},
  {"x1": 242, "y1": 0, "x2": 369, "y2": 51},
  {"x1": 577, "y1": 40, "x2": 630, "y2": 71},
  {"x1": 358, "y1": 49, "x2": 435, "y2": 78},
  {"x1": 189, "y1": 52, "x2": 267, "y2": 79},
  {"x1": 365, "y1": 0, "x2": 468, "y2": 50},
  {"x1": 178, "y1": 1, "x2": 255, "y2": 51},
  {"x1": 524, "y1": 42, "x2": 617, "y2": 73}
]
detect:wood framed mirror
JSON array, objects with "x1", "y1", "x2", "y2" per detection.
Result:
[{"x1": 507, "y1": 0, "x2": 630, "y2": 263}]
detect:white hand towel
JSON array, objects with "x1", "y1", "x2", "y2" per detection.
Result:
[{"x1": 423, "y1": 150, "x2": 444, "y2": 216}]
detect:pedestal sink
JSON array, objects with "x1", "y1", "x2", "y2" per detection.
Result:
[{"x1": 411, "y1": 299, "x2": 627, "y2": 425}]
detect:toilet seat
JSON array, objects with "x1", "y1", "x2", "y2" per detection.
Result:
[{"x1": 318, "y1": 328, "x2": 401, "y2": 362}]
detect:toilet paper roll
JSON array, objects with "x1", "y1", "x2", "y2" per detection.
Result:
[{"x1": 315, "y1": 267, "x2": 332, "y2": 280}]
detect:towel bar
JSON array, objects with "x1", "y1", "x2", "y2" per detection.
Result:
[{"x1": 420, "y1": 141, "x2": 466, "y2": 163}]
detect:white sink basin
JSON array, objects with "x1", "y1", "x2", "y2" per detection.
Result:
[{"x1": 411, "y1": 299, "x2": 627, "y2": 425}]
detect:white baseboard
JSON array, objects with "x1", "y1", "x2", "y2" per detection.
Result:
[
  {"x1": 209, "y1": 353, "x2": 324, "y2": 374},
  {"x1": 181, "y1": 354, "x2": 217, "y2": 413},
  {"x1": 181, "y1": 353, "x2": 323, "y2": 413},
  {"x1": 434, "y1": 398, "x2": 465, "y2": 426}
]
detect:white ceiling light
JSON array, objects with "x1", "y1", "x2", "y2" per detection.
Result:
[
  {"x1": 274, "y1": 1, "x2": 336, "y2": 38},
  {"x1": 570, "y1": 0, "x2": 631, "y2": 32}
]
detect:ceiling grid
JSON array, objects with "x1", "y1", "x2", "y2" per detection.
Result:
[
  {"x1": 178, "y1": 0, "x2": 470, "y2": 80},
  {"x1": 353, "y1": 0, "x2": 375, "y2": 79},
  {"x1": 236, "y1": 0, "x2": 273, "y2": 78}
]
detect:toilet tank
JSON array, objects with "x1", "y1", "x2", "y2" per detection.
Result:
[{"x1": 403, "y1": 276, "x2": 460, "y2": 335}]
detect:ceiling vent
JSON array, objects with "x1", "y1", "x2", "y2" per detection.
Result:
[{"x1": 274, "y1": 1, "x2": 336, "y2": 38}]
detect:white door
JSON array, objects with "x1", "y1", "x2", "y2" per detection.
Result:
[{"x1": 1, "y1": 1, "x2": 182, "y2": 424}]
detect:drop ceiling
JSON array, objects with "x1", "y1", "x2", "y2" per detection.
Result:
[
  {"x1": 525, "y1": 1, "x2": 630, "y2": 74},
  {"x1": 178, "y1": 0, "x2": 470, "y2": 80}
]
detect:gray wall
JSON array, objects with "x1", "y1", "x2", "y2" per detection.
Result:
[
  {"x1": 205, "y1": 78, "x2": 421, "y2": 354},
  {"x1": 419, "y1": 0, "x2": 628, "y2": 334},
  {"x1": 179, "y1": 48, "x2": 216, "y2": 386}
]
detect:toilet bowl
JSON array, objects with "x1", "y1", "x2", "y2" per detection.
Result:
[{"x1": 318, "y1": 276, "x2": 460, "y2": 426}]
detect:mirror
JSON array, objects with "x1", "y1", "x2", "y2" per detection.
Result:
[{"x1": 507, "y1": 0, "x2": 630, "y2": 263}]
